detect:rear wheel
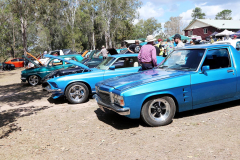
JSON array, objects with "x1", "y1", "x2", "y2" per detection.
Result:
[
  {"x1": 141, "y1": 96, "x2": 176, "y2": 127},
  {"x1": 28, "y1": 75, "x2": 40, "y2": 86},
  {"x1": 65, "y1": 82, "x2": 89, "y2": 104}
]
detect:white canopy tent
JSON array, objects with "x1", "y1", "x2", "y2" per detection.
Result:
[
  {"x1": 215, "y1": 29, "x2": 235, "y2": 36},
  {"x1": 124, "y1": 40, "x2": 142, "y2": 44}
]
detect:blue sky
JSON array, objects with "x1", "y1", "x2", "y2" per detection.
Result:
[{"x1": 137, "y1": 0, "x2": 240, "y2": 29}]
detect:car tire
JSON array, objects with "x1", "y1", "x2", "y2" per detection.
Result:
[
  {"x1": 141, "y1": 96, "x2": 176, "y2": 127},
  {"x1": 28, "y1": 75, "x2": 40, "y2": 86},
  {"x1": 65, "y1": 82, "x2": 89, "y2": 104}
]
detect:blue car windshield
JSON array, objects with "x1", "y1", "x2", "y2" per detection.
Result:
[
  {"x1": 159, "y1": 49, "x2": 205, "y2": 71},
  {"x1": 96, "y1": 57, "x2": 116, "y2": 70}
]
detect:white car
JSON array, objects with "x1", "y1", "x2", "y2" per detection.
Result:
[{"x1": 213, "y1": 39, "x2": 240, "y2": 51}]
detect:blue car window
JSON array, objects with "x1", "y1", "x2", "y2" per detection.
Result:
[
  {"x1": 159, "y1": 49, "x2": 205, "y2": 71},
  {"x1": 236, "y1": 41, "x2": 240, "y2": 51},
  {"x1": 96, "y1": 57, "x2": 116, "y2": 70},
  {"x1": 202, "y1": 48, "x2": 231, "y2": 70}
]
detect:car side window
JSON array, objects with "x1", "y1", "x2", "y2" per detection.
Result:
[
  {"x1": 11, "y1": 59, "x2": 18, "y2": 62},
  {"x1": 64, "y1": 57, "x2": 77, "y2": 64},
  {"x1": 48, "y1": 59, "x2": 63, "y2": 66},
  {"x1": 113, "y1": 57, "x2": 139, "y2": 69},
  {"x1": 236, "y1": 41, "x2": 240, "y2": 51},
  {"x1": 202, "y1": 48, "x2": 231, "y2": 70}
]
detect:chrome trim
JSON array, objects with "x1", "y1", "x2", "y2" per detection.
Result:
[
  {"x1": 45, "y1": 88, "x2": 62, "y2": 93},
  {"x1": 21, "y1": 77, "x2": 26, "y2": 80},
  {"x1": 93, "y1": 94, "x2": 130, "y2": 116},
  {"x1": 98, "y1": 89, "x2": 110, "y2": 94}
]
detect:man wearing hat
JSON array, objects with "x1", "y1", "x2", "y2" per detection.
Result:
[
  {"x1": 138, "y1": 35, "x2": 157, "y2": 70},
  {"x1": 99, "y1": 45, "x2": 108, "y2": 59},
  {"x1": 174, "y1": 34, "x2": 185, "y2": 48}
]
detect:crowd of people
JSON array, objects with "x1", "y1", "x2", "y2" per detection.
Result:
[{"x1": 134, "y1": 34, "x2": 184, "y2": 70}]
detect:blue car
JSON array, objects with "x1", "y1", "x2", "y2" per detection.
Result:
[
  {"x1": 94, "y1": 44, "x2": 240, "y2": 126},
  {"x1": 46, "y1": 54, "x2": 164, "y2": 104}
]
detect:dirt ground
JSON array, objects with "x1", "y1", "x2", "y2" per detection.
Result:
[{"x1": 0, "y1": 68, "x2": 240, "y2": 160}]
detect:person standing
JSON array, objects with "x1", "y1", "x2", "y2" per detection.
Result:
[
  {"x1": 156, "y1": 39, "x2": 162, "y2": 48},
  {"x1": 127, "y1": 40, "x2": 142, "y2": 53},
  {"x1": 153, "y1": 42, "x2": 160, "y2": 56},
  {"x1": 210, "y1": 36, "x2": 214, "y2": 44},
  {"x1": 164, "y1": 38, "x2": 174, "y2": 56},
  {"x1": 174, "y1": 34, "x2": 185, "y2": 48},
  {"x1": 171, "y1": 39, "x2": 177, "y2": 47},
  {"x1": 233, "y1": 35, "x2": 237, "y2": 40},
  {"x1": 138, "y1": 35, "x2": 157, "y2": 70},
  {"x1": 99, "y1": 45, "x2": 108, "y2": 59}
]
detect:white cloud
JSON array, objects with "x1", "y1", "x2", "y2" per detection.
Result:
[
  {"x1": 179, "y1": 9, "x2": 193, "y2": 25},
  {"x1": 137, "y1": 2, "x2": 164, "y2": 20},
  {"x1": 179, "y1": 2, "x2": 240, "y2": 27}
]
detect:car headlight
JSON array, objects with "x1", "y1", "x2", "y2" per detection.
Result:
[{"x1": 111, "y1": 93, "x2": 125, "y2": 106}]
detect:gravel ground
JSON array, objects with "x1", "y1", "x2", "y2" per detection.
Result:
[{"x1": 0, "y1": 68, "x2": 240, "y2": 160}]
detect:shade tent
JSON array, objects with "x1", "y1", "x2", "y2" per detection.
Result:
[
  {"x1": 215, "y1": 29, "x2": 235, "y2": 36},
  {"x1": 209, "y1": 31, "x2": 219, "y2": 37},
  {"x1": 164, "y1": 34, "x2": 191, "y2": 41},
  {"x1": 124, "y1": 40, "x2": 143, "y2": 44},
  {"x1": 231, "y1": 30, "x2": 240, "y2": 36},
  {"x1": 138, "y1": 38, "x2": 146, "y2": 42}
]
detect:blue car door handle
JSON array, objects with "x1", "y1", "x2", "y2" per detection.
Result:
[{"x1": 227, "y1": 69, "x2": 234, "y2": 73}]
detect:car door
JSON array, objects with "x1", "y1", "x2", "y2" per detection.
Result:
[
  {"x1": 191, "y1": 48, "x2": 237, "y2": 108},
  {"x1": 10, "y1": 59, "x2": 19, "y2": 67},
  {"x1": 103, "y1": 57, "x2": 141, "y2": 80}
]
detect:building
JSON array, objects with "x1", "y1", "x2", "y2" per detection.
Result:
[{"x1": 183, "y1": 19, "x2": 240, "y2": 40}]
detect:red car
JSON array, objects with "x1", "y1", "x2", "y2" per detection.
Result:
[{"x1": 5, "y1": 58, "x2": 25, "y2": 67}]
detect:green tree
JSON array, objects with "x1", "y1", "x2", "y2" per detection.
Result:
[
  {"x1": 215, "y1": 9, "x2": 232, "y2": 20},
  {"x1": 191, "y1": 7, "x2": 206, "y2": 19},
  {"x1": 132, "y1": 18, "x2": 162, "y2": 39}
]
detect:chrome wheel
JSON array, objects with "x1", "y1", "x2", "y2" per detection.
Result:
[
  {"x1": 141, "y1": 96, "x2": 176, "y2": 127},
  {"x1": 148, "y1": 98, "x2": 171, "y2": 122},
  {"x1": 28, "y1": 75, "x2": 39, "y2": 86},
  {"x1": 68, "y1": 85, "x2": 86, "y2": 103}
]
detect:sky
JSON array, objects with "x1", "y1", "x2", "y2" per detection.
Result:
[{"x1": 136, "y1": 0, "x2": 240, "y2": 30}]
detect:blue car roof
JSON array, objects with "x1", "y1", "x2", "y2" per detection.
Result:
[
  {"x1": 179, "y1": 44, "x2": 232, "y2": 49},
  {"x1": 110, "y1": 53, "x2": 139, "y2": 58},
  {"x1": 44, "y1": 54, "x2": 89, "y2": 70}
]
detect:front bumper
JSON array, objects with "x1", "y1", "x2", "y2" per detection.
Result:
[
  {"x1": 93, "y1": 94, "x2": 130, "y2": 116},
  {"x1": 45, "y1": 87, "x2": 62, "y2": 93},
  {"x1": 21, "y1": 77, "x2": 27, "y2": 82}
]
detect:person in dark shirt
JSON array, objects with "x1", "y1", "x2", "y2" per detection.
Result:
[
  {"x1": 153, "y1": 42, "x2": 160, "y2": 56},
  {"x1": 127, "y1": 40, "x2": 142, "y2": 53}
]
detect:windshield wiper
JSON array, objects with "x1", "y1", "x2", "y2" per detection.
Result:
[
  {"x1": 167, "y1": 67, "x2": 194, "y2": 71},
  {"x1": 158, "y1": 65, "x2": 168, "y2": 68}
]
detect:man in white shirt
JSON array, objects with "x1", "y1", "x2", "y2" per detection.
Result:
[{"x1": 173, "y1": 34, "x2": 185, "y2": 48}]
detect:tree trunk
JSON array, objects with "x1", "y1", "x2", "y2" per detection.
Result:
[
  {"x1": 92, "y1": 32, "x2": 95, "y2": 50},
  {"x1": 12, "y1": 21, "x2": 15, "y2": 58},
  {"x1": 20, "y1": 16, "x2": 27, "y2": 56}
]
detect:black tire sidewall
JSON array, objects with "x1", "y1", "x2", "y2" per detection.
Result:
[
  {"x1": 65, "y1": 82, "x2": 89, "y2": 104},
  {"x1": 141, "y1": 96, "x2": 176, "y2": 127}
]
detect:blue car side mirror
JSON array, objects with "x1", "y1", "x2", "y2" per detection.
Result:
[
  {"x1": 202, "y1": 65, "x2": 210, "y2": 73},
  {"x1": 109, "y1": 65, "x2": 115, "y2": 70}
]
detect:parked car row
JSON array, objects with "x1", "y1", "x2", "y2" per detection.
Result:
[{"x1": 18, "y1": 44, "x2": 240, "y2": 127}]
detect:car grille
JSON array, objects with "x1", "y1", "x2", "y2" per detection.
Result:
[{"x1": 98, "y1": 91, "x2": 111, "y2": 105}]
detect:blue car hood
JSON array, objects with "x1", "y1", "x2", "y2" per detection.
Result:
[
  {"x1": 44, "y1": 54, "x2": 89, "y2": 70},
  {"x1": 101, "y1": 69, "x2": 191, "y2": 91}
]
